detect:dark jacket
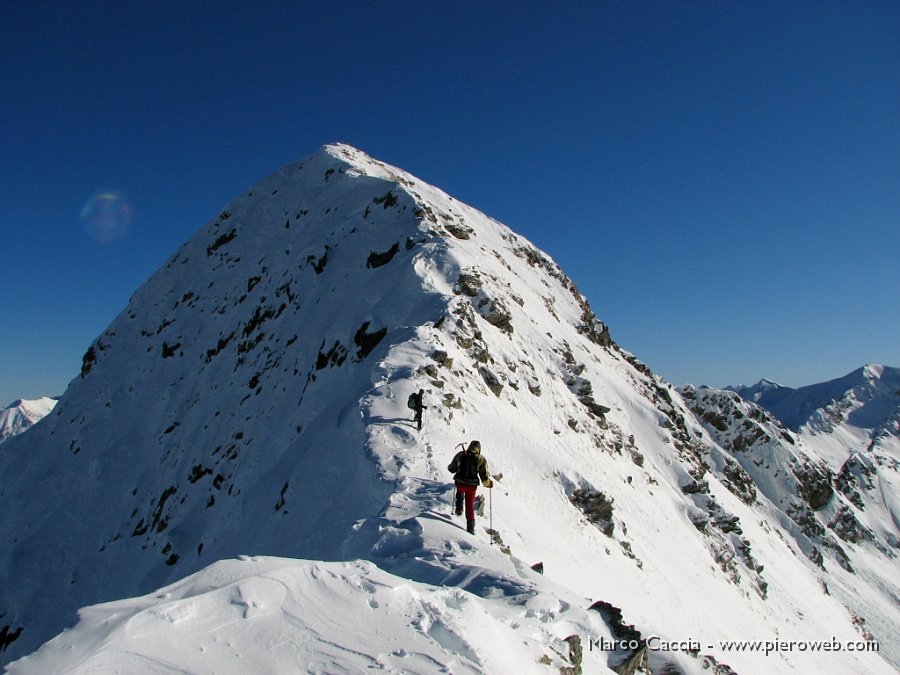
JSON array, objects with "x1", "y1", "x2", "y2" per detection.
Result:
[
  {"x1": 448, "y1": 441, "x2": 490, "y2": 487},
  {"x1": 412, "y1": 390, "x2": 425, "y2": 412}
]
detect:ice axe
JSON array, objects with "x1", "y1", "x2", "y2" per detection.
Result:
[
  {"x1": 489, "y1": 483, "x2": 493, "y2": 544},
  {"x1": 486, "y1": 473, "x2": 503, "y2": 544}
]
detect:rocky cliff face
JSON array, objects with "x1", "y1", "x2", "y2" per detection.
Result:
[{"x1": 1, "y1": 146, "x2": 896, "y2": 673}]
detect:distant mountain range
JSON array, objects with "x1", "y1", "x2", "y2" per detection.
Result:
[
  {"x1": 2, "y1": 145, "x2": 896, "y2": 674},
  {"x1": 727, "y1": 365, "x2": 900, "y2": 436}
]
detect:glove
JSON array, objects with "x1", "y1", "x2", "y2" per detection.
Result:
[{"x1": 483, "y1": 479, "x2": 493, "y2": 488}]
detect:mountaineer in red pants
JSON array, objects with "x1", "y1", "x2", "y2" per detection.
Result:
[{"x1": 448, "y1": 440, "x2": 493, "y2": 534}]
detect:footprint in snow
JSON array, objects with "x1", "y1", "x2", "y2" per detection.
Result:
[{"x1": 389, "y1": 425, "x2": 416, "y2": 447}]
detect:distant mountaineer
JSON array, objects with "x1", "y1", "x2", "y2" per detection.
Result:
[{"x1": 409, "y1": 389, "x2": 426, "y2": 431}]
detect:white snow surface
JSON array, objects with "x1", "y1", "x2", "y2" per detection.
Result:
[
  {"x1": 2, "y1": 145, "x2": 896, "y2": 674},
  {"x1": 9, "y1": 556, "x2": 609, "y2": 675},
  {"x1": 0, "y1": 397, "x2": 56, "y2": 444}
]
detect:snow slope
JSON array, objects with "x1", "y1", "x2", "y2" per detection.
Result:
[
  {"x1": 8, "y1": 556, "x2": 613, "y2": 675},
  {"x1": 2, "y1": 145, "x2": 896, "y2": 673},
  {"x1": 0, "y1": 398, "x2": 56, "y2": 444}
]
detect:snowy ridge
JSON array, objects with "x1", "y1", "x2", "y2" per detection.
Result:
[
  {"x1": 2, "y1": 145, "x2": 896, "y2": 673},
  {"x1": 0, "y1": 398, "x2": 56, "y2": 445}
]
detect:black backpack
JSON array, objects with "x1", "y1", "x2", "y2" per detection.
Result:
[
  {"x1": 407, "y1": 393, "x2": 417, "y2": 410},
  {"x1": 458, "y1": 450, "x2": 479, "y2": 481}
]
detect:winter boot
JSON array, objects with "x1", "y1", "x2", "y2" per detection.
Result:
[
  {"x1": 466, "y1": 519, "x2": 476, "y2": 535},
  {"x1": 455, "y1": 491, "x2": 464, "y2": 516}
]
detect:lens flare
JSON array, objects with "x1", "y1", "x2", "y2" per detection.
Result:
[{"x1": 81, "y1": 192, "x2": 132, "y2": 242}]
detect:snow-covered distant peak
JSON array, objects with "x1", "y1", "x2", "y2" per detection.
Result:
[
  {"x1": 2, "y1": 397, "x2": 56, "y2": 415},
  {"x1": 0, "y1": 397, "x2": 56, "y2": 444},
  {"x1": 727, "y1": 365, "x2": 900, "y2": 433},
  {"x1": 726, "y1": 378, "x2": 783, "y2": 403}
]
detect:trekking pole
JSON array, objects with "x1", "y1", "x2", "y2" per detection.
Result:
[
  {"x1": 451, "y1": 443, "x2": 465, "y2": 516},
  {"x1": 489, "y1": 486, "x2": 493, "y2": 545}
]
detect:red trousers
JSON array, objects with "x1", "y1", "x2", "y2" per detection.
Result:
[{"x1": 455, "y1": 483, "x2": 478, "y2": 520}]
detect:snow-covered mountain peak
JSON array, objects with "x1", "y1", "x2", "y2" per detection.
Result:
[
  {"x1": 729, "y1": 365, "x2": 899, "y2": 435},
  {"x1": 726, "y1": 378, "x2": 783, "y2": 403},
  {"x1": 2, "y1": 147, "x2": 896, "y2": 673},
  {"x1": 0, "y1": 397, "x2": 56, "y2": 444},
  {"x1": 861, "y1": 363, "x2": 885, "y2": 382},
  {"x1": 321, "y1": 142, "x2": 407, "y2": 178}
]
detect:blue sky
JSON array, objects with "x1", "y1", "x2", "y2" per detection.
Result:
[{"x1": 2, "y1": 1, "x2": 898, "y2": 405}]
